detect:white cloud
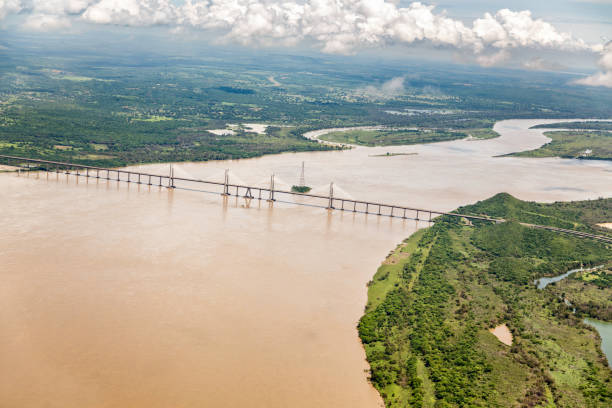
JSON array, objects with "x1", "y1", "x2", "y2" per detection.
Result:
[
  {"x1": 358, "y1": 76, "x2": 406, "y2": 98},
  {"x1": 476, "y1": 49, "x2": 510, "y2": 67},
  {"x1": 0, "y1": 0, "x2": 608, "y2": 80},
  {"x1": 574, "y1": 42, "x2": 612, "y2": 87},
  {"x1": 22, "y1": 12, "x2": 71, "y2": 30},
  {"x1": 575, "y1": 71, "x2": 612, "y2": 87},
  {"x1": 29, "y1": 0, "x2": 95, "y2": 15},
  {"x1": 522, "y1": 57, "x2": 567, "y2": 71},
  {"x1": 82, "y1": 0, "x2": 175, "y2": 26},
  {"x1": 0, "y1": 0, "x2": 22, "y2": 20}
]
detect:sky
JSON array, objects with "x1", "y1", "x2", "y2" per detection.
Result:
[{"x1": 0, "y1": 0, "x2": 611, "y2": 87}]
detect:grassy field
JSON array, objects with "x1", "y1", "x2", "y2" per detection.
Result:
[
  {"x1": 360, "y1": 194, "x2": 612, "y2": 407},
  {"x1": 514, "y1": 120, "x2": 612, "y2": 161},
  {"x1": 510, "y1": 130, "x2": 612, "y2": 161},
  {"x1": 320, "y1": 127, "x2": 498, "y2": 146}
]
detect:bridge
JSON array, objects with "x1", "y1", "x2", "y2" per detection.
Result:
[
  {"x1": 2, "y1": 154, "x2": 611, "y2": 244},
  {"x1": 0, "y1": 154, "x2": 499, "y2": 223}
]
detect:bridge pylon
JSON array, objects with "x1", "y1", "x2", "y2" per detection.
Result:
[
  {"x1": 267, "y1": 174, "x2": 276, "y2": 202},
  {"x1": 168, "y1": 164, "x2": 176, "y2": 188},
  {"x1": 327, "y1": 182, "x2": 334, "y2": 209},
  {"x1": 222, "y1": 169, "x2": 230, "y2": 196},
  {"x1": 299, "y1": 161, "x2": 305, "y2": 187}
]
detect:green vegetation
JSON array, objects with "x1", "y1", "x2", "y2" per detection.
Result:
[
  {"x1": 532, "y1": 122, "x2": 612, "y2": 131},
  {"x1": 458, "y1": 193, "x2": 612, "y2": 236},
  {"x1": 320, "y1": 127, "x2": 497, "y2": 146},
  {"x1": 0, "y1": 102, "x2": 337, "y2": 166},
  {"x1": 1, "y1": 45, "x2": 611, "y2": 168},
  {"x1": 291, "y1": 185, "x2": 311, "y2": 193},
  {"x1": 369, "y1": 152, "x2": 418, "y2": 157},
  {"x1": 360, "y1": 193, "x2": 612, "y2": 407},
  {"x1": 511, "y1": 121, "x2": 612, "y2": 161},
  {"x1": 549, "y1": 265, "x2": 612, "y2": 321},
  {"x1": 510, "y1": 131, "x2": 612, "y2": 161}
]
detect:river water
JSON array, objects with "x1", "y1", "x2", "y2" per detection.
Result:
[
  {"x1": 585, "y1": 319, "x2": 612, "y2": 368},
  {"x1": 1, "y1": 119, "x2": 611, "y2": 407},
  {"x1": 535, "y1": 265, "x2": 604, "y2": 289}
]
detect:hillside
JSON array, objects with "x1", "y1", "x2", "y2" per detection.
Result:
[{"x1": 360, "y1": 194, "x2": 612, "y2": 407}]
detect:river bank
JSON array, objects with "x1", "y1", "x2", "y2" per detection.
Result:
[
  {"x1": 360, "y1": 194, "x2": 612, "y2": 407},
  {"x1": 585, "y1": 319, "x2": 612, "y2": 368}
]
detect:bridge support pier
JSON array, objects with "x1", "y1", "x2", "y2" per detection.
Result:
[{"x1": 0, "y1": 154, "x2": 505, "y2": 228}]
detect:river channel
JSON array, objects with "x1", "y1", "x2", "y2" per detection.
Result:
[{"x1": 1, "y1": 119, "x2": 611, "y2": 407}]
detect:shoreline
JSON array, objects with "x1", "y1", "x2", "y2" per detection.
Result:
[{"x1": 359, "y1": 195, "x2": 612, "y2": 406}]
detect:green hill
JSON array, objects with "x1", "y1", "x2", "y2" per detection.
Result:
[{"x1": 360, "y1": 194, "x2": 612, "y2": 407}]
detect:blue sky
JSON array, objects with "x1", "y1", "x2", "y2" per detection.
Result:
[{"x1": 433, "y1": 0, "x2": 612, "y2": 42}]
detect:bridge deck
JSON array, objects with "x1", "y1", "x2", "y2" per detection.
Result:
[
  {"x1": 2, "y1": 154, "x2": 612, "y2": 244},
  {"x1": 0, "y1": 154, "x2": 498, "y2": 223}
]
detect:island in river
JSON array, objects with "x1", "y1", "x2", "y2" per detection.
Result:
[
  {"x1": 360, "y1": 193, "x2": 612, "y2": 407},
  {"x1": 318, "y1": 127, "x2": 499, "y2": 146},
  {"x1": 508, "y1": 121, "x2": 612, "y2": 161}
]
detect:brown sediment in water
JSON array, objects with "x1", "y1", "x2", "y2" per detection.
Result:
[
  {"x1": 490, "y1": 324, "x2": 513, "y2": 346},
  {"x1": 0, "y1": 164, "x2": 18, "y2": 171},
  {"x1": 1, "y1": 119, "x2": 611, "y2": 407}
]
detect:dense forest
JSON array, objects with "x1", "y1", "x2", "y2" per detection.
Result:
[{"x1": 360, "y1": 194, "x2": 612, "y2": 407}]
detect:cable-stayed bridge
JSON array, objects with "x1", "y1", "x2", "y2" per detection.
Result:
[{"x1": 2, "y1": 154, "x2": 611, "y2": 244}]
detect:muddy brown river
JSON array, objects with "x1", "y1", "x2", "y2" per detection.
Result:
[{"x1": 1, "y1": 119, "x2": 611, "y2": 407}]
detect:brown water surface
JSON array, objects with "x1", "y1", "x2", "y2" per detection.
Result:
[{"x1": 1, "y1": 119, "x2": 611, "y2": 407}]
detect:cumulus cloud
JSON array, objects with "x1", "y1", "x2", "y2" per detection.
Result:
[
  {"x1": 22, "y1": 13, "x2": 71, "y2": 30},
  {"x1": 575, "y1": 42, "x2": 612, "y2": 87},
  {"x1": 83, "y1": 0, "x2": 176, "y2": 26},
  {"x1": 522, "y1": 57, "x2": 567, "y2": 71},
  {"x1": 476, "y1": 49, "x2": 510, "y2": 67},
  {"x1": 0, "y1": 0, "x2": 607, "y2": 80},
  {"x1": 0, "y1": 0, "x2": 22, "y2": 20}
]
